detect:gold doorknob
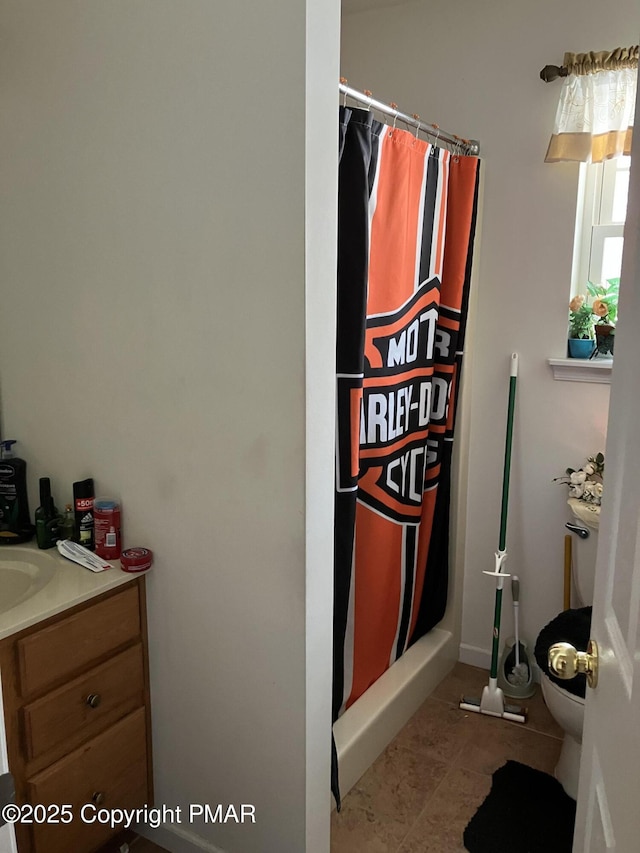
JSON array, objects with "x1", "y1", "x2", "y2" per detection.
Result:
[{"x1": 548, "y1": 639, "x2": 598, "y2": 688}]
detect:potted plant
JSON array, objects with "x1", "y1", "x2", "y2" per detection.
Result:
[
  {"x1": 587, "y1": 278, "x2": 618, "y2": 357},
  {"x1": 568, "y1": 294, "x2": 595, "y2": 358}
]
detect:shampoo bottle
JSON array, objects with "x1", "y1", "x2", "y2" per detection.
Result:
[
  {"x1": 35, "y1": 478, "x2": 60, "y2": 549},
  {"x1": 0, "y1": 440, "x2": 34, "y2": 544}
]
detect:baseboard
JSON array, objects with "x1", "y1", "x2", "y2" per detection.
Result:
[
  {"x1": 458, "y1": 643, "x2": 491, "y2": 670},
  {"x1": 136, "y1": 823, "x2": 227, "y2": 853},
  {"x1": 458, "y1": 644, "x2": 543, "y2": 684}
]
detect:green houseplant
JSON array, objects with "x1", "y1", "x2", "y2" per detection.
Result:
[
  {"x1": 588, "y1": 278, "x2": 619, "y2": 357},
  {"x1": 587, "y1": 278, "x2": 619, "y2": 325},
  {"x1": 568, "y1": 294, "x2": 595, "y2": 358}
]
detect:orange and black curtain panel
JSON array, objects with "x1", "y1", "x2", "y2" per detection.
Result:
[{"x1": 332, "y1": 106, "x2": 479, "y2": 804}]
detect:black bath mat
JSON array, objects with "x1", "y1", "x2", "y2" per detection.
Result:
[{"x1": 463, "y1": 760, "x2": 576, "y2": 853}]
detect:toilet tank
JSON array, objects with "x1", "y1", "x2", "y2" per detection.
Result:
[{"x1": 567, "y1": 497, "x2": 600, "y2": 606}]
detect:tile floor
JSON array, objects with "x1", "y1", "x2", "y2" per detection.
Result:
[
  {"x1": 124, "y1": 663, "x2": 564, "y2": 853},
  {"x1": 331, "y1": 662, "x2": 564, "y2": 853}
]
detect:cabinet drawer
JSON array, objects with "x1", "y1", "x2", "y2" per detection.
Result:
[
  {"x1": 22, "y1": 644, "x2": 145, "y2": 762},
  {"x1": 27, "y1": 707, "x2": 148, "y2": 853},
  {"x1": 17, "y1": 584, "x2": 140, "y2": 696}
]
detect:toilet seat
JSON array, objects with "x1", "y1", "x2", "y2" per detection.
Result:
[
  {"x1": 534, "y1": 606, "x2": 592, "y2": 699},
  {"x1": 542, "y1": 674, "x2": 585, "y2": 708}
]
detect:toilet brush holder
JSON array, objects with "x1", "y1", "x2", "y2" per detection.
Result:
[{"x1": 497, "y1": 636, "x2": 536, "y2": 699}]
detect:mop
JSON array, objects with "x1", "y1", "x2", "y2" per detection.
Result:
[{"x1": 460, "y1": 353, "x2": 527, "y2": 723}]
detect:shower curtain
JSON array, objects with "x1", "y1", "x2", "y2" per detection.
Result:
[{"x1": 333, "y1": 106, "x2": 480, "y2": 790}]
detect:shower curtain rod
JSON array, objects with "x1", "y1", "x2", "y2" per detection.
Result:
[{"x1": 339, "y1": 80, "x2": 480, "y2": 156}]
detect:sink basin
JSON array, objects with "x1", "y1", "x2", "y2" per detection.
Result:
[{"x1": 0, "y1": 547, "x2": 57, "y2": 614}]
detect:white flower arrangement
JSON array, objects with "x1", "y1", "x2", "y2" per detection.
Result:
[{"x1": 554, "y1": 453, "x2": 604, "y2": 505}]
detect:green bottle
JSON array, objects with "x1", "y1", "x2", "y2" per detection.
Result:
[
  {"x1": 35, "y1": 478, "x2": 60, "y2": 549},
  {"x1": 58, "y1": 503, "x2": 76, "y2": 541}
]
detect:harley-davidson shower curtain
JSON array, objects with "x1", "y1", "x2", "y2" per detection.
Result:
[{"x1": 333, "y1": 107, "x2": 480, "y2": 731}]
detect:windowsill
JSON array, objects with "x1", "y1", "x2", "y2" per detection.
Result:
[{"x1": 548, "y1": 357, "x2": 613, "y2": 384}]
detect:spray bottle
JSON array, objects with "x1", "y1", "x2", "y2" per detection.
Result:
[{"x1": 73, "y1": 477, "x2": 95, "y2": 550}]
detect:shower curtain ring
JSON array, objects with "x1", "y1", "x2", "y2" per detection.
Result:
[
  {"x1": 340, "y1": 77, "x2": 348, "y2": 108},
  {"x1": 412, "y1": 114, "x2": 421, "y2": 138},
  {"x1": 389, "y1": 103, "x2": 399, "y2": 136},
  {"x1": 364, "y1": 89, "x2": 373, "y2": 110}
]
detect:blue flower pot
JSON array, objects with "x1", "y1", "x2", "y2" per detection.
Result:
[{"x1": 568, "y1": 338, "x2": 595, "y2": 359}]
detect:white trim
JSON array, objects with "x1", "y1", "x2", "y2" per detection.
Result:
[
  {"x1": 136, "y1": 823, "x2": 227, "y2": 852},
  {"x1": 548, "y1": 357, "x2": 613, "y2": 383},
  {"x1": 458, "y1": 642, "x2": 491, "y2": 670}
]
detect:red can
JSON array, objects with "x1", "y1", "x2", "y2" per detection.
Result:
[
  {"x1": 121, "y1": 547, "x2": 153, "y2": 573},
  {"x1": 94, "y1": 498, "x2": 122, "y2": 560}
]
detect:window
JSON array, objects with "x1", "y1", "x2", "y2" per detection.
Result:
[{"x1": 572, "y1": 155, "x2": 631, "y2": 293}]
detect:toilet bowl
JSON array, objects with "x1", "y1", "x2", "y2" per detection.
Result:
[
  {"x1": 535, "y1": 500, "x2": 599, "y2": 799},
  {"x1": 540, "y1": 669, "x2": 585, "y2": 799}
]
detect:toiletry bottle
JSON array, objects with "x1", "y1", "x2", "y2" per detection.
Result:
[
  {"x1": 0, "y1": 439, "x2": 35, "y2": 544},
  {"x1": 35, "y1": 478, "x2": 60, "y2": 549},
  {"x1": 73, "y1": 478, "x2": 95, "y2": 550},
  {"x1": 58, "y1": 504, "x2": 75, "y2": 541},
  {"x1": 94, "y1": 498, "x2": 122, "y2": 560}
]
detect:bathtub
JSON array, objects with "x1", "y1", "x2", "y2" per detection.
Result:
[
  {"x1": 331, "y1": 328, "x2": 473, "y2": 801},
  {"x1": 332, "y1": 625, "x2": 458, "y2": 798}
]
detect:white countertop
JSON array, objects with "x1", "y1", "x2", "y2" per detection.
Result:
[{"x1": 0, "y1": 542, "x2": 146, "y2": 641}]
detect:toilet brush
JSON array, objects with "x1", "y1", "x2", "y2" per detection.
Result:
[
  {"x1": 460, "y1": 354, "x2": 527, "y2": 724},
  {"x1": 497, "y1": 576, "x2": 536, "y2": 699},
  {"x1": 507, "y1": 577, "x2": 528, "y2": 685}
]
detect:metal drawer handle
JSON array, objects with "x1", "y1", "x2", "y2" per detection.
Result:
[
  {"x1": 86, "y1": 693, "x2": 102, "y2": 709},
  {"x1": 92, "y1": 791, "x2": 105, "y2": 806}
]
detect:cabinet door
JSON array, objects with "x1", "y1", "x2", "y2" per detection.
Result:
[
  {"x1": 0, "y1": 671, "x2": 18, "y2": 853},
  {"x1": 17, "y1": 585, "x2": 141, "y2": 697},
  {"x1": 27, "y1": 708, "x2": 147, "y2": 853},
  {"x1": 22, "y1": 644, "x2": 145, "y2": 762}
]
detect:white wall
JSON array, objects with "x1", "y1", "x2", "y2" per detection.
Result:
[
  {"x1": 0, "y1": 3, "x2": 339, "y2": 852},
  {"x1": 342, "y1": 1, "x2": 638, "y2": 666}
]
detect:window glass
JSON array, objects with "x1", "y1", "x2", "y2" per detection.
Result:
[
  {"x1": 572, "y1": 155, "x2": 630, "y2": 294},
  {"x1": 601, "y1": 236, "x2": 624, "y2": 282},
  {"x1": 611, "y1": 162, "x2": 630, "y2": 223}
]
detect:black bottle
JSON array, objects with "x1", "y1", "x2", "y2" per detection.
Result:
[
  {"x1": 35, "y1": 478, "x2": 60, "y2": 549},
  {"x1": 0, "y1": 439, "x2": 35, "y2": 544},
  {"x1": 73, "y1": 477, "x2": 95, "y2": 550}
]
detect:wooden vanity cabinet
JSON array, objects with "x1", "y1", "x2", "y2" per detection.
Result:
[{"x1": 0, "y1": 577, "x2": 153, "y2": 853}]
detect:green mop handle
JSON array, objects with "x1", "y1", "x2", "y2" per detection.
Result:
[
  {"x1": 490, "y1": 353, "x2": 518, "y2": 679},
  {"x1": 499, "y1": 354, "x2": 518, "y2": 553}
]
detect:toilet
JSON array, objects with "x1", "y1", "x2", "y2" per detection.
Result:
[{"x1": 534, "y1": 500, "x2": 599, "y2": 800}]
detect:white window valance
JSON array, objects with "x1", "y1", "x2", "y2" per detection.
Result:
[{"x1": 545, "y1": 48, "x2": 638, "y2": 163}]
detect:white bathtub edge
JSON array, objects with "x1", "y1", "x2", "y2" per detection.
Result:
[{"x1": 333, "y1": 627, "x2": 457, "y2": 803}]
